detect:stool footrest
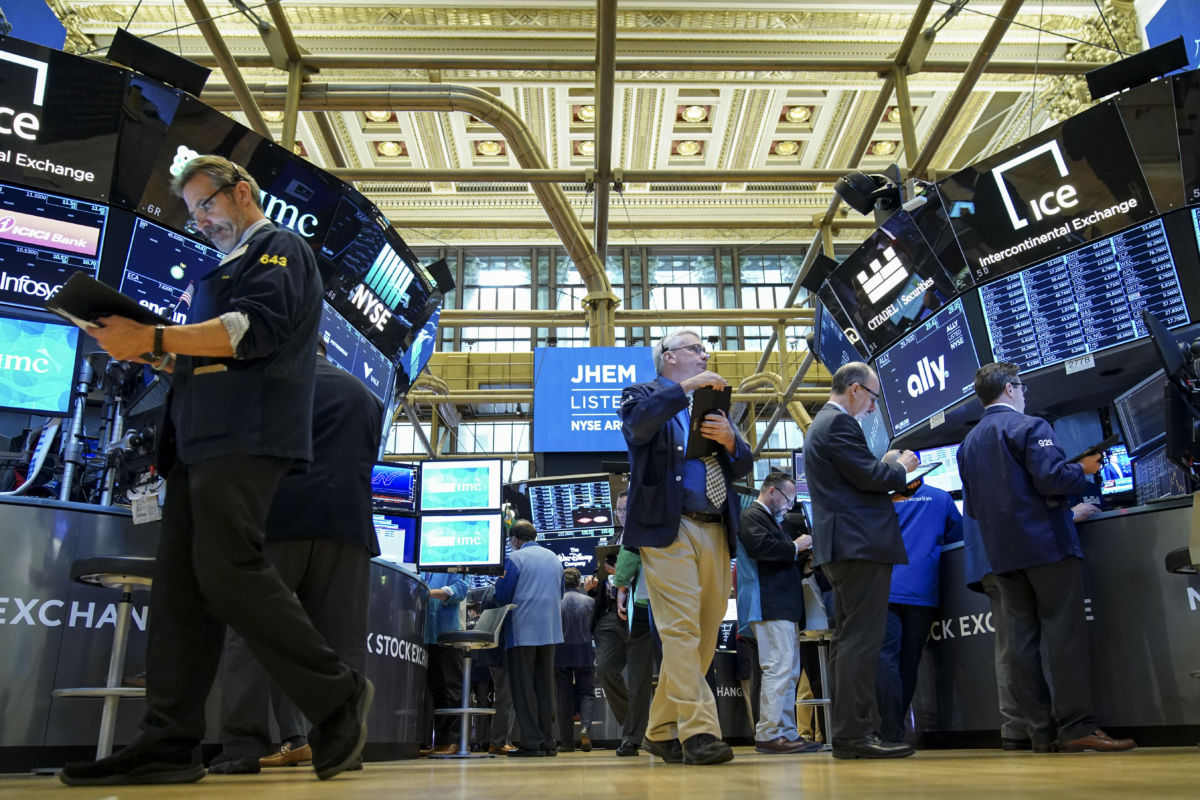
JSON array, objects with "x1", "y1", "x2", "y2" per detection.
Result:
[
  {"x1": 796, "y1": 698, "x2": 831, "y2": 707},
  {"x1": 54, "y1": 687, "x2": 146, "y2": 699},
  {"x1": 434, "y1": 707, "x2": 495, "y2": 716}
]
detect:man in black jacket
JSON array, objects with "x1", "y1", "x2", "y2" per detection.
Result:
[
  {"x1": 209, "y1": 343, "x2": 384, "y2": 773},
  {"x1": 804, "y1": 362, "x2": 916, "y2": 760},
  {"x1": 735, "y1": 471, "x2": 822, "y2": 755}
]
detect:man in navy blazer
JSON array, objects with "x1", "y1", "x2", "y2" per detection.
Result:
[
  {"x1": 805, "y1": 362, "x2": 916, "y2": 759},
  {"x1": 959, "y1": 362, "x2": 1135, "y2": 753},
  {"x1": 619, "y1": 329, "x2": 753, "y2": 765}
]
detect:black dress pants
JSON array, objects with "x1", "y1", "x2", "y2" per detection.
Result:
[
  {"x1": 820, "y1": 559, "x2": 892, "y2": 741},
  {"x1": 140, "y1": 456, "x2": 355, "y2": 747},
  {"x1": 506, "y1": 644, "x2": 557, "y2": 751}
]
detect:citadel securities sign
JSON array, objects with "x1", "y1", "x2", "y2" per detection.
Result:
[
  {"x1": 939, "y1": 100, "x2": 1158, "y2": 283},
  {"x1": 533, "y1": 346, "x2": 657, "y2": 452}
]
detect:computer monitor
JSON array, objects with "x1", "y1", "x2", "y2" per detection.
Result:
[
  {"x1": 1100, "y1": 443, "x2": 1133, "y2": 496},
  {"x1": 914, "y1": 443, "x2": 962, "y2": 495},
  {"x1": 521, "y1": 473, "x2": 615, "y2": 540},
  {"x1": 319, "y1": 301, "x2": 395, "y2": 404},
  {"x1": 373, "y1": 512, "x2": 416, "y2": 565},
  {"x1": 540, "y1": 534, "x2": 614, "y2": 576},
  {"x1": 1133, "y1": 445, "x2": 1192, "y2": 505},
  {"x1": 791, "y1": 450, "x2": 809, "y2": 499},
  {"x1": 1113, "y1": 370, "x2": 1168, "y2": 457},
  {"x1": 415, "y1": 513, "x2": 505, "y2": 572},
  {"x1": 119, "y1": 216, "x2": 221, "y2": 325},
  {"x1": 418, "y1": 459, "x2": 503, "y2": 512},
  {"x1": 0, "y1": 312, "x2": 81, "y2": 417},
  {"x1": 371, "y1": 461, "x2": 417, "y2": 513}
]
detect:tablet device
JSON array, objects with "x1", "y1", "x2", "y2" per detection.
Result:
[
  {"x1": 1068, "y1": 434, "x2": 1120, "y2": 464},
  {"x1": 890, "y1": 461, "x2": 941, "y2": 493}
]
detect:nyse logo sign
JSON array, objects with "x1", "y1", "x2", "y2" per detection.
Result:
[
  {"x1": 856, "y1": 246, "x2": 908, "y2": 304},
  {"x1": 991, "y1": 140, "x2": 1078, "y2": 231},
  {"x1": 907, "y1": 355, "x2": 946, "y2": 398}
]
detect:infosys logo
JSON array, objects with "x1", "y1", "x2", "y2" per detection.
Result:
[
  {"x1": 991, "y1": 140, "x2": 1078, "y2": 231},
  {"x1": 0, "y1": 271, "x2": 59, "y2": 300}
]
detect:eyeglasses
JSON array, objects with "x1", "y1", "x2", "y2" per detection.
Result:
[
  {"x1": 1010, "y1": 381, "x2": 1028, "y2": 393},
  {"x1": 184, "y1": 182, "x2": 234, "y2": 234},
  {"x1": 774, "y1": 486, "x2": 797, "y2": 507},
  {"x1": 664, "y1": 343, "x2": 708, "y2": 356},
  {"x1": 855, "y1": 382, "x2": 881, "y2": 401}
]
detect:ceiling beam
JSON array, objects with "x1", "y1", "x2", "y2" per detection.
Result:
[{"x1": 182, "y1": 0, "x2": 271, "y2": 137}]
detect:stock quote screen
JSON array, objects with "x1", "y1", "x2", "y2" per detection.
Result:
[{"x1": 980, "y1": 217, "x2": 1188, "y2": 371}]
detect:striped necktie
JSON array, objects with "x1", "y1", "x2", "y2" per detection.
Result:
[{"x1": 688, "y1": 392, "x2": 727, "y2": 509}]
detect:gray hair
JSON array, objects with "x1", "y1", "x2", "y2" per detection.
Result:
[
  {"x1": 653, "y1": 329, "x2": 700, "y2": 374},
  {"x1": 831, "y1": 361, "x2": 873, "y2": 395},
  {"x1": 170, "y1": 154, "x2": 262, "y2": 210}
]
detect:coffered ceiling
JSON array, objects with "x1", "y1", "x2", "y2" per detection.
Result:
[{"x1": 49, "y1": 1, "x2": 1141, "y2": 251}]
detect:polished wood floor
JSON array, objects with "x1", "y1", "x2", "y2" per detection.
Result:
[{"x1": 3, "y1": 745, "x2": 1198, "y2": 799}]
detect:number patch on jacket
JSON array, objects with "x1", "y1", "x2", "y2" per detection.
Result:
[{"x1": 259, "y1": 254, "x2": 288, "y2": 266}]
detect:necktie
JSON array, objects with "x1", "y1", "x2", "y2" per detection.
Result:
[{"x1": 688, "y1": 392, "x2": 727, "y2": 508}]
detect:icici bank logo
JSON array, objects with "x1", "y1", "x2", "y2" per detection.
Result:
[{"x1": 0, "y1": 216, "x2": 12, "y2": 233}]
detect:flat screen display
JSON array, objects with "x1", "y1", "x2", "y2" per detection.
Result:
[
  {"x1": 119, "y1": 216, "x2": 220, "y2": 325},
  {"x1": 1133, "y1": 444, "x2": 1191, "y2": 505},
  {"x1": 861, "y1": 405, "x2": 892, "y2": 459},
  {"x1": 522, "y1": 473, "x2": 615, "y2": 540},
  {"x1": 1100, "y1": 443, "x2": 1133, "y2": 496},
  {"x1": 321, "y1": 194, "x2": 431, "y2": 360},
  {"x1": 540, "y1": 534, "x2": 613, "y2": 575},
  {"x1": 821, "y1": 210, "x2": 958, "y2": 355},
  {"x1": 416, "y1": 513, "x2": 504, "y2": 571},
  {"x1": 1113, "y1": 370, "x2": 1168, "y2": 457},
  {"x1": 915, "y1": 443, "x2": 962, "y2": 494},
  {"x1": 371, "y1": 461, "x2": 417, "y2": 512},
  {"x1": 419, "y1": 459, "x2": 503, "y2": 512},
  {"x1": 0, "y1": 313, "x2": 79, "y2": 416},
  {"x1": 373, "y1": 512, "x2": 416, "y2": 565},
  {"x1": 319, "y1": 301, "x2": 393, "y2": 403},
  {"x1": 396, "y1": 303, "x2": 442, "y2": 395},
  {"x1": 816, "y1": 283, "x2": 868, "y2": 359},
  {"x1": 814, "y1": 298, "x2": 863, "y2": 372},
  {"x1": 0, "y1": 180, "x2": 108, "y2": 309},
  {"x1": 981, "y1": 216, "x2": 1189, "y2": 373},
  {"x1": 792, "y1": 450, "x2": 809, "y2": 499},
  {"x1": 875, "y1": 298, "x2": 980, "y2": 436}
]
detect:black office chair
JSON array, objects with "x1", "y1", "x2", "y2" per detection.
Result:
[
  {"x1": 52, "y1": 556, "x2": 155, "y2": 758},
  {"x1": 431, "y1": 603, "x2": 517, "y2": 758}
]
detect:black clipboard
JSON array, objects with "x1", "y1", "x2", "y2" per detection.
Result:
[
  {"x1": 1067, "y1": 433, "x2": 1120, "y2": 464},
  {"x1": 685, "y1": 386, "x2": 732, "y2": 459},
  {"x1": 45, "y1": 273, "x2": 171, "y2": 329}
]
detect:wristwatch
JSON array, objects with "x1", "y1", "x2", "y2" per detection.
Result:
[{"x1": 151, "y1": 324, "x2": 166, "y2": 360}]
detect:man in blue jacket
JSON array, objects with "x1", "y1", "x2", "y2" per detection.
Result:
[
  {"x1": 958, "y1": 362, "x2": 1134, "y2": 753},
  {"x1": 494, "y1": 519, "x2": 564, "y2": 756},
  {"x1": 875, "y1": 481, "x2": 962, "y2": 744},
  {"x1": 619, "y1": 329, "x2": 753, "y2": 766}
]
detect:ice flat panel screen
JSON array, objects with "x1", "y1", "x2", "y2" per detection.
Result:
[
  {"x1": 875, "y1": 298, "x2": 980, "y2": 436},
  {"x1": 524, "y1": 473, "x2": 615, "y2": 540},
  {"x1": 0, "y1": 181, "x2": 107, "y2": 309},
  {"x1": 416, "y1": 513, "x2": 504, "y2": 570},
  {"x1": 418, "y1": 459, "x2": 502, "y2": 512},
  {"x1": 119, "y1": 216, "x2": 220, "y2": 325},
  {"x1": 980, "y1": 217, "x2": 1188, "y2": 372}
]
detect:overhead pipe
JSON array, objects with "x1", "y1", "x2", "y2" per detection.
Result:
[
  {"x1": 182, "y1": 0, "x2": 271, "y2": 137},
  {"x1": 592, "y1": 0, "x2": 618, "y2": 261}
]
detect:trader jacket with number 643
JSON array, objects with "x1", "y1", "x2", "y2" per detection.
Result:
[{"x1": 618, "y1": 376, "x2": 754, "y2": 552}]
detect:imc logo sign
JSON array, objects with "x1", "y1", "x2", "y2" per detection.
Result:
[{"x1": 533, "y1": 346, "x2": 656, "y2": 452}]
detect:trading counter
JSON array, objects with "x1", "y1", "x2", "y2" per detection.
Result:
[
  {"x1": 0, "y1": 496, "x2": 428, "y2": 772},
  {"x1": 912, "y1": 497, "x2": 1200, "y2": 745}
]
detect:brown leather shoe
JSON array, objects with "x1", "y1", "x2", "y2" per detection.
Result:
[
  {"x1": 488, "y1": 744, "x2": 517, "y2": 755},
  {"x1": 1061, "y1": 729, "x2": 1136, "y2": 752},
  {"x1": 428, "y1": 744, "x2": 459, "y2": 756},
  {"x1": 755, "y1": 737, "x2": 813, "y2": 754},
  {"x1": 259, "y1": 742, "x2": 312, "y2": 768}
]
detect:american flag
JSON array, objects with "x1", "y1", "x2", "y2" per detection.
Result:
[{"x1": 178, "y1": 282, "x2": 194, "y2": 307}]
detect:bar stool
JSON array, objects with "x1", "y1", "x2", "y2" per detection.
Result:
[
  {"x1": 797, "y1": 576, "x2": 833, "y2": 751},
  {"x1": 53, "y1": 556, "x2": 155, "y2": 759},
  {"x1": 431, "y1": 603, "x2": 516, "y2": 759}
]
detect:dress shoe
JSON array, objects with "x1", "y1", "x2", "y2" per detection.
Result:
[
  {"x1": 1032, "y1": 741, "x2": 1058, "y2": 754},
  {"x1": 788, "y1": 738, "x2": 825, "y2": 753},
  {"x1": 1060, "y1": 729, "x2": 1136, "y2": 752},
  {"x1": 1001, "y1": 737, "x2": 1032, "y2": 751},
  {"x1": 260, "y1": 742, "x2": 312, "y2": 768},
  {"x1": 309, "y1": 672, "x2": 374, "y2": 780},
  {"x1": 505, "y1": 747, "x2": 546, "y2": 757},
  {"x1": 488, "y1": 744, "x2": 517, "y2": 755},
  {"x1": 615, "y1": 739, "x2": 640, "y2": 757},
  {"x1": 831, "y1": 734, "x2": 915, "y2": 760},
  {"x1": 682, "y1": 733, "x2": 734, "y2": 765},
  {"x1": 426, "y1": 744, "x2": 459, "y2": 756},
  {"x1": 642, "y1": 737, "x2": 684, "y2": 763},
  {"x1": 580, "y1": 729, "x2": 592, "y2": 752},
  {"x1": 207, "y1": 755, "x2": 261, "y2": 774},
  {"x1": 60, "y1": 738, "x2": 205, "y2": 786},
  {"x1": 557, "y1": 744, "x2": 575, "y2": 753},
  {"x1": 755, "y1": 737, "x2": 813, "y2": 754}
]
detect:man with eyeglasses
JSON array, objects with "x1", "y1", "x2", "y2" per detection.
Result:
[
  {"x1": 619, "y1": 329, "x2": 753, "y2": 765},
  {"x1": 804, "y1": 361, "x2": 918, "y2": 759},
  {"x1": 958, "y1": 362, "x2": 1134, "y2": 754},
  {"x1": 64, "y1": 155, "x2": 372, "y2": 786},
  {"x1": 734, "y1": 470, "x2": 822, "y2": 754}
]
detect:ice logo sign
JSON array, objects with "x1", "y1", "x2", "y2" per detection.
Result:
[
  {"x1": 991, "y1": 140, "x2": 1078, "y2": 231},
  {"x1": 856, "y1": 246, "x2": 907, "y2": 304}
]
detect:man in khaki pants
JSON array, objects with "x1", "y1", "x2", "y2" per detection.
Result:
[{"x1": 618, "y1": 329, "x2": 753, "y2": 765}]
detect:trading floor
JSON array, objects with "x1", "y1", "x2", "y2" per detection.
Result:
[{"x1": 3, "y1": 747, "x2": 1197, "y2": 800}]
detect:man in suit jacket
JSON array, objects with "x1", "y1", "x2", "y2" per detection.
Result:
[
  {"x1": 619, "y1": 329, "x2": 753, "y2": 766},
  {"x1": 959, "y1": 362, "x2": 1135, "y2": 753},
  {"x1": 805, "y1": 362, "x2": 916, "y2": 759},
  {"x1": 735, "y1": 470, "x2": 822, "y2": 754},
  {"x1": 209, "y1": 343, "x2": 385, "y2": 772}
]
